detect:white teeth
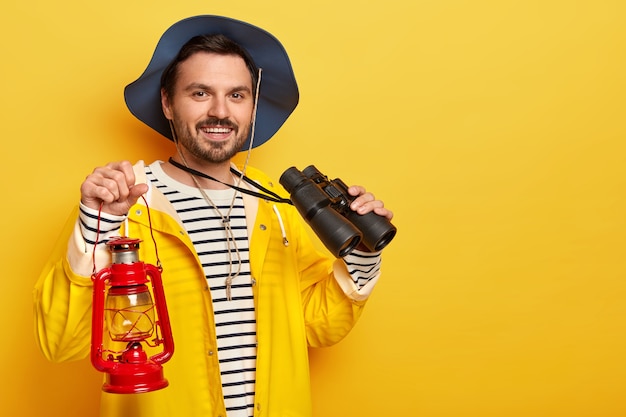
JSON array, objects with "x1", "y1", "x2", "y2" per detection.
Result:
[{"x1": 202, "y1": 127, "x2": 231, "y2": 133}]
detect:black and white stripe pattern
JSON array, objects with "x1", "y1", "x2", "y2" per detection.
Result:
[
  {"x1": 344, "y1": 251, "x2": 382, "y2": 289},
  {"x1": 147, "y1": 162, "x2": 256, "y2": 417},
  {"x1": 78, "y1": 205, "x2": 125, "y2": 248}
]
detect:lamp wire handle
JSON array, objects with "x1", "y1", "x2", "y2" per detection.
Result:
[
  {"x1": 140, "y1": 194, "x2": 162, "y2": 271},
  {"x1": 90, "y1": 194, "x2": 162, "y2": 277}
]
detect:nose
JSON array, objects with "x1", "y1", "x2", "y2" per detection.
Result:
[{"x1": 207, "y1": 96, "x2": 229, "y2": 120}]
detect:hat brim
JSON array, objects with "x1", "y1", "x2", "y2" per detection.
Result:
[{"x1": 124, "y1": 15, "x2": 299, "y2": 150}]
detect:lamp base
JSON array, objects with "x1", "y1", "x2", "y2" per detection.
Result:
[{"x1": 103, "y1": 361, "x2": 169, "y2": 394}]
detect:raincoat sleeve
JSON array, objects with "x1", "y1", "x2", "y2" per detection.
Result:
[
  {"x1": 286, "y1": 205, "x2": 383, "y2": 348},
  {"x1": 33, "y1": 206, "x2": 122, "y2": 362}
]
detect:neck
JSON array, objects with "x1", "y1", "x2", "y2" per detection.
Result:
[{"x1": 164, "y1": 155, "x2": 234, "y2": 190}]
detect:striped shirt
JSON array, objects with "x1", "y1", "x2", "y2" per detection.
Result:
[{"x1": 147, "y1": 161, "x2": 256, "y2": 417}]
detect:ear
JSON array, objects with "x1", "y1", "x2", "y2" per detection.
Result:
[{"x1": 161, "y1": 88, "x2": 173, "y2": 120}]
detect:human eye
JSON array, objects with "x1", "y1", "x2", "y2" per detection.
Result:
[{"x1": 186, "y1": 84, "x2": 211, "y2": 100}]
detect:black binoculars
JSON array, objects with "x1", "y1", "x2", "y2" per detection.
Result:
[{"x1": 279, "y1": 165, "x2": 397, "y2": 257}]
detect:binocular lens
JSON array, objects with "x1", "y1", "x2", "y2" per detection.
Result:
[
  {"x1": 306, "y1": 207, "x2": 362, "y2": 257},
  {"x1": 344, "y1": 209, "x2": 397, "y2": 252},
  {"x1": 373, "y1": 229, "x2": 396, "y2": 251}
]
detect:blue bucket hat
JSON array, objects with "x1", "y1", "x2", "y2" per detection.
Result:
[{"x1": 124, "y1": 15, "x2": 299, "y2": 150}]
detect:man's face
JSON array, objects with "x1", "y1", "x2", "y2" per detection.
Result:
[{"x1": 161, "y1": 52, "x2": 254, "y2": 164}]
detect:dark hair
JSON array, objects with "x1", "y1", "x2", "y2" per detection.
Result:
[{"x1": 160, "y1": 34, "x2": 259, "y2": 100}]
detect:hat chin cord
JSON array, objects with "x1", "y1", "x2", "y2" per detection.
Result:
[{"x1": 238, "y1": 67, "x2": 262, "y2": 179}]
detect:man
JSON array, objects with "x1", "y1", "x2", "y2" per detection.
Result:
[{"x1": 34, "y1": 15, "x2": 393, "y2": 417}]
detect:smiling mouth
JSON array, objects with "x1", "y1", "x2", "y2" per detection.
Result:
[
  {"x1": 198, "y1": 118, "x2": 237, "y2": 138},
  {"x1": 201, "y1": 126, "x2": 233, "y2": 134}
]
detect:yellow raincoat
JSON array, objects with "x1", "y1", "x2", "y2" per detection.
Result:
[{"x1": 34, "y1": 161, "x2": 375, "y2": 417}]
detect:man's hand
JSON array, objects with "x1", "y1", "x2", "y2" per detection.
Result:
[
  {"x1": 347, "y1": 185, "x2": 394, "y2": 220},
  {"x1": 80, "y1": 161, "x2": 148, "y2": 216}
]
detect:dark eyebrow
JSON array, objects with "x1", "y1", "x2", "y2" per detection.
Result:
[
  {"x1": 183, "y1": 82, "x2": 211, "y2": 92},
  {"x1": 183, "y1": 82, "x2": 252, "y2": 95}
]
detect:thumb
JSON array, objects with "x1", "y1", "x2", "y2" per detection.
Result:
[{"x1": 128, "y1": 183, "x2": 149, "y2": 204}]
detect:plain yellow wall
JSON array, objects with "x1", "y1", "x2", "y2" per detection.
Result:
[{"x1": 2, "y1": 0, "x2": 625, "y2": 416}]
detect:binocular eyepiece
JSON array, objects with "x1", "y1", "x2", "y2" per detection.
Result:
[{"x1": 279, "y1": 165, "x2": 397, "y2": 257}]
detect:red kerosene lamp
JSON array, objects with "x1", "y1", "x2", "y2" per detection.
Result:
[{"x1": 91, "y1": 237, "x2": 174, "y2": 394}]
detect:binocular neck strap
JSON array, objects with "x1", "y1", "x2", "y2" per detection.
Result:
[{"x1": 168, "y1": 157, "x2": 293, "y2": 205}]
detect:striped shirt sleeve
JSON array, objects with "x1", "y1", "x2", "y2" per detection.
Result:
[
  {"x1": 78, "y1": 202, "x2": 126, "y2": 250},
  {"x1": 342, "y1": 250, "x2": 382, "y2": 290}
]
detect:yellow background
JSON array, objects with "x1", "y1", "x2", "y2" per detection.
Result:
[{"x1": 2, "y1": 0, "x2": 625, "y2": 416}]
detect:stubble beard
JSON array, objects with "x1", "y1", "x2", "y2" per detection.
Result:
[{"x1": 173, "y1": 117, "x2": 250, "y2": 164}]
